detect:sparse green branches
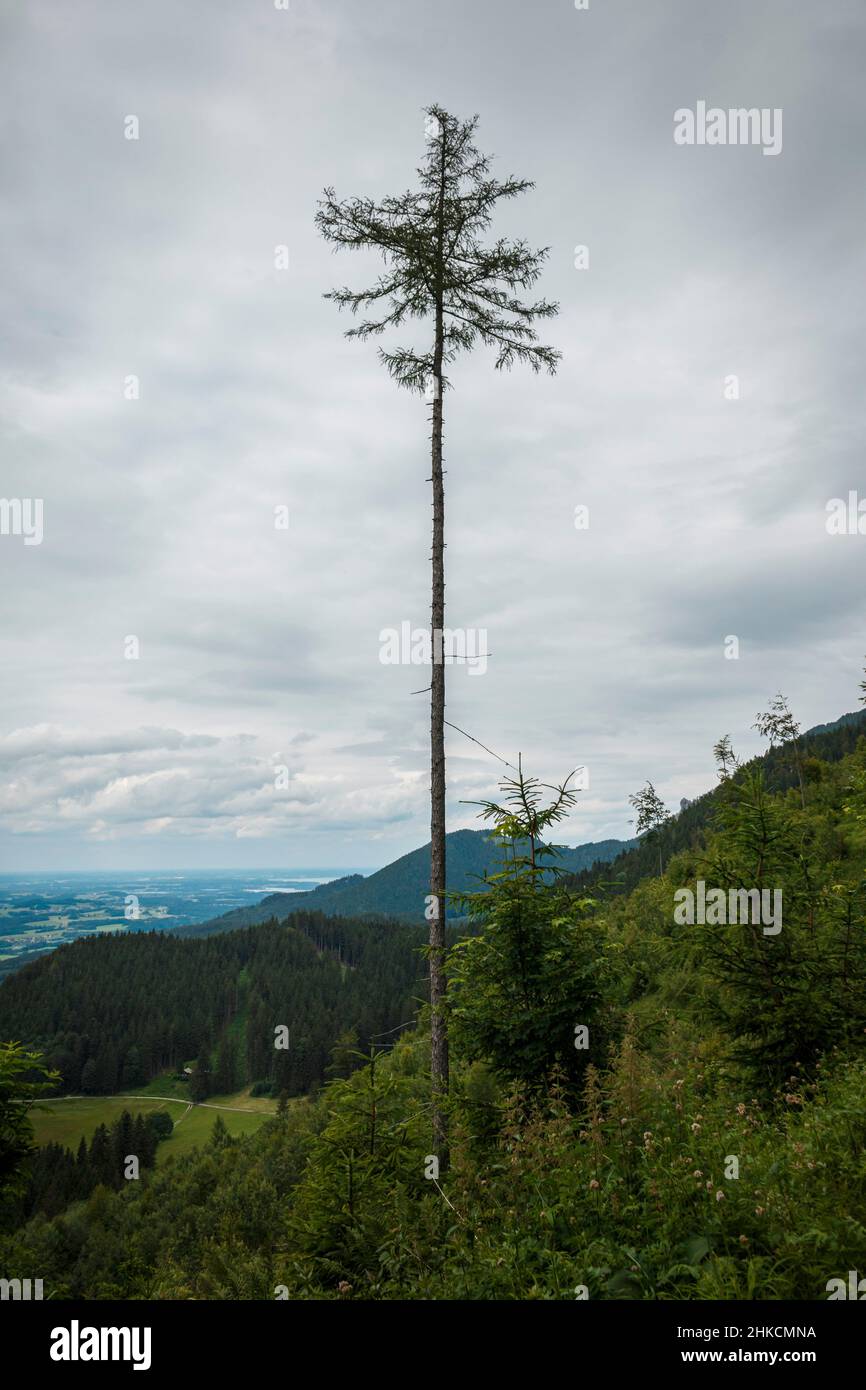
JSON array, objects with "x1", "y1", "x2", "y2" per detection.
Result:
[
  {"x1": 754, "y1": 693, "x2": 805, "y2": 808},
  {"x1": 753, "y1": 693, "x2": 801, "y2": 748},
  {"x1": 713, "y1": 734, "x2": 739, "y2": 781},
  {"x1": 466, "y1": 756, "x2": 581, "y2": 874},
  {"x1": 315, "y1": 105, "x2": 561, "y2": 394},
  {"x1": 628, "y1": 782, "x2": 671, "y2": 877}
]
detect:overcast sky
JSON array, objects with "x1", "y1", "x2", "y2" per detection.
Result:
[{"x1": 1, "y1": 0, "x2": 865, "y2": 872}]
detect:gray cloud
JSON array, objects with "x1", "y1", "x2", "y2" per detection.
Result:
[{"x1": 2, "y1": 0, "x2": 864, "y2": 869}]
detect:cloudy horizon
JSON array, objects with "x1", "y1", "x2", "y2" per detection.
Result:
[{"x1": 2, "y1": 0, "x2": 865, "y2": 872}]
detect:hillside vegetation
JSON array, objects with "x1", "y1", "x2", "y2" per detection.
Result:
[{"x1": 2, "y1": 716, "x2": 865, "y2": 1300}]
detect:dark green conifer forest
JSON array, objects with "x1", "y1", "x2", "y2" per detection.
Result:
[
  {"x1": 2, "y1": 709, "x2": 866, "y2": 1300},
  {"x1": 0, "y1": 913, "x2": 427, "y2": 1099}
]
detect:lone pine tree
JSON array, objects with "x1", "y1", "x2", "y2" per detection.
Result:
[{"x1": 316, "y1": 104, "x2": 560, "y2": 1152}]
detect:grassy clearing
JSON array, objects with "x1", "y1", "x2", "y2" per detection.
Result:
[
  {"x1": 159, "y1": 1105, "x2": 266, "y2": 1161},
  {"x1": 28, "y1": 1090, "x2": 274, "y2": 1165},
  {"x1": 28, "y1": 1096, "x2": 181, "y2": 1150},
  {"x1": 203, "y1": 1086, "x2": 278, "y2": 1113}
]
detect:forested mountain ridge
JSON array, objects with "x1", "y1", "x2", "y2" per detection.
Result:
[
  {"x1": 3, "y1": 717, "x2": 866, "y2": 1300},
  {"x1": 177, "y1": 826, "x2": 633, "y2": 938},
  {"x1": 565, "y1": 707, "x2": 866, "y2": 896},
  {"x1": 0, "y1": 911, "x2": 428, "y2": 1098}
]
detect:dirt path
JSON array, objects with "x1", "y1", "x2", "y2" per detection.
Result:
[{"x1": 31, "y1": 1093, "x2": 277, "y2": 1118}]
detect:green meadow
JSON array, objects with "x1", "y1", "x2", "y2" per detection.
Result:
[{"x1": 29, "y1": 1089, "x2": 274, "y2": 1165}]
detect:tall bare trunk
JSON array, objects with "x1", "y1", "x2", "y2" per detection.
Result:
[
  {"x1": 430, "y1": 313, "x2": 448, "y2": 1156},
  {"x1": 429, "y1": 129, "x2": 449, "y2": 1158}
]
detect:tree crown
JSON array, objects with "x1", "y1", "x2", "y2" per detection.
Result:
[{"x1": 316, "y1": 104, "x2": 561, "y2": 391}]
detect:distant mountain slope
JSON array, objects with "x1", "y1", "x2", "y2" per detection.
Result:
[
  {"x1": 565, "y1": 708, "x2": 866, "y2": 897},
  {"x1": 186, "y1": 711, "x2": 866, "y2": 939},
  {"x1": 178, "y1": 828, "x2": 634, "y2": 938}
]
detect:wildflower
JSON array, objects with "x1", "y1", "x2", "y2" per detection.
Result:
[
  {"x1": 691, "y1": 1122, "x2": 701, "y2": 1134},
  {"x1": 736, "y1": 1103, "x2": 746, "y2": 1116},
  {"x1": 589, "y1": 1178, "x2": 600, "y2": 1190},
  {"x1": 738, "y1": 1235, "x2": 749, "y2": 1246},
  {"x1": 715, "y1": 1190, "x2": 725, "y2": 1202},
  {"x1": 693, "y1": 1170, "x2": 703, "y2": 1179},
  {"x1": 755, "y1": 1206, "x2": 765, "y2": 1216}
]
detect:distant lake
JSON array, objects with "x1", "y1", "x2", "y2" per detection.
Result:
[{"x1": 0, "y1": 868, "x2": 369, "y2": 976}]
